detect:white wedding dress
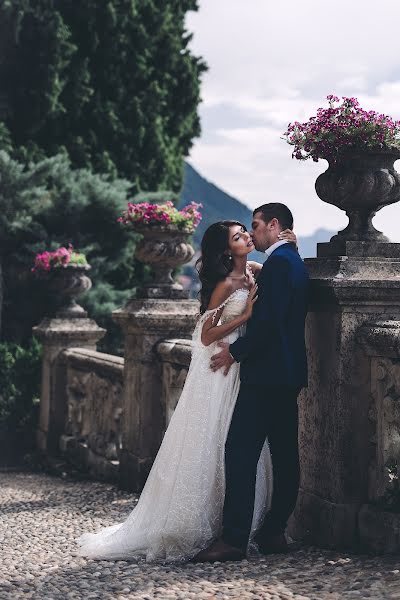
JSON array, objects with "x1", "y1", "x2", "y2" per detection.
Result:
[{"x1": 77, "y1": 288, "x2": 273, "y2": 562}]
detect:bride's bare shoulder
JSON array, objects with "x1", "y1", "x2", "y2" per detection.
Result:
[{"x1": 206, "y1": 279, "x2": 235, "y2": 310}]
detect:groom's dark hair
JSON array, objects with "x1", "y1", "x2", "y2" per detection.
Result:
[{"x1": 254, "y1": 203, "x2": 293, "y2": 230}]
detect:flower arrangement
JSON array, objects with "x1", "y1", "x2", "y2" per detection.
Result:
[
  {"x1": 32, "y1": 244, "x2": 87, "y2": 273},
  {"x1": 283, "y1": 95, "x2": 400, "y2": 164},
  {"x1": 118, "y1": 201, "x2": 202, "y2": 233}
]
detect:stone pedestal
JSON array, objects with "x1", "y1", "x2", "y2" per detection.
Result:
[
  {"x1": 33, "y1": 318, "x2": 105, "y2": 454},
  {"x1": 291, "y1": 240, "x2": 400, "y2": 549},
  {"x1": 113, "y1": 298, "x2": 198, "y2": 491}
]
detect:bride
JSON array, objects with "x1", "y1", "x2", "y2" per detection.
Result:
[{"x1": 77, "y1": 220, "x2": 296, "y2": 562}]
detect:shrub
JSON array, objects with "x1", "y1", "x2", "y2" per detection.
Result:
[
  {"x1": 0, "y1": 338, "x2": 42, "y2": 431},
  {"x1": 0, "y1": 151, "x2": 140, "y2": 352}
]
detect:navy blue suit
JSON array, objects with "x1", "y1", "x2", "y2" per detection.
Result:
[{"x1": 222, "y1": 243, "x2": 309, "y2": 549}]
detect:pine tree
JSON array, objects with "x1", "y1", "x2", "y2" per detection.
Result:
[
  {"x1": 0, "y1": 151, "x2": 140, "y2": 351},
  {"x1": 0, "y1": 0, "x2": 206, "y2": 192}
]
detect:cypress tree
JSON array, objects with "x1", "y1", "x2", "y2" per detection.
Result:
[{"x1": 0, "y1": 0, "x2": 206, "y2": 192}]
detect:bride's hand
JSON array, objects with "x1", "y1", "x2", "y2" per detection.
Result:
[
  {"x1": 243, "y1": 283, "x2": 258, "y2": 320},
  {"x1": 278, "y1": 228, "x2": 298, "y2": 246}
]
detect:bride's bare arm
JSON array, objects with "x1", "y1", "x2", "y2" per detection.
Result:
[
  {"x1": 279, "y1": 228, "x2": 298, "y2": 248},
  {"x1": 247, "y1": 261, "x2": 262, "y2": 277},
  {"x1": 201, "y1": 281, "x2": 258, "y2": 347}
]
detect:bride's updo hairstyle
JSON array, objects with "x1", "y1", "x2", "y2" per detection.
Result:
[{"x1": 196, "y1": 220, "x2": 246, "y2": 314}]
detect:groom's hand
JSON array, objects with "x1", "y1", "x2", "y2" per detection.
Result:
[{"x1": 210, "y1": 342, "x2": 235, "y2": 376}]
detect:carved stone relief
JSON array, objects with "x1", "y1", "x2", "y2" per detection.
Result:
[
  {"x1": 65, "y1": 364, "x2": 123, "y2": 464},
  {"x1": 370, "y1": 357, "x2": 400, "y2": 500}
]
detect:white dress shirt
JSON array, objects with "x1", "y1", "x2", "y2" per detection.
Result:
[{"x1": 264, "y1": 239, "x2": 289, "y2": 260}]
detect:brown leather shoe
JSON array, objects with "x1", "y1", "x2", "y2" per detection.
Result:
[
  {"x1": 193, "y1": 538, "x2": 245, "y2": 563},
  {"x1": 255, "y1": 533, "x2": 290, "y2": 555}
]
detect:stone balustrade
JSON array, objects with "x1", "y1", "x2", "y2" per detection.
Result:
[
  {"x1": 33, "y1": 254, "x2": 199, "y2": 490},
  {"x1": 157, "y1": 339, "x2": 192, "y2": 426},
  {"x1": 33, "y1": 225, "x2": 400, "y2": 554},
  {"x1": 35, "y1": 303, "x2": 400, "y2": 553},
  {"x1": 38, "y1": 335, "x2": 193, "y2": 485},
  {"x1": 59, "y1": 348, "x2": 124, "y2": 482}
]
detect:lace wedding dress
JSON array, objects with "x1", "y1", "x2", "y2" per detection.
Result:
[{"x1": 77, "y1": 288, "x2": 272, "y2": 562}]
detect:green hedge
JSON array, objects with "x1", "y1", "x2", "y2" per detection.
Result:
[{"x1": 0, "y1": 338, "x2": 42, "y2": 431}]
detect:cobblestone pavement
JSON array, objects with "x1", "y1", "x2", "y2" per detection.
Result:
[{"x1": 1, "y1": 472, "x2": 400, "y2": 600}]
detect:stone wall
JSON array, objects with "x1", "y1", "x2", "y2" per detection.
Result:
[
  {"x1": 34, "y1": 256, "x2": 400, "y2": 553},
  {"x1": 59, "y1": 348, "x2": 124, "y2": 482},
  {"x1": 157, "y1": 339, "x2": 191, "y2": 426},
  {"x1": 356, "y1": 321, "x2": 400, "y2": 553},
  {"x1": 57, "y1": 341, "x2": 192, "y2": 483},
  {"x1": 290, "y1": 241, "x2": 400, "y2": 554}
]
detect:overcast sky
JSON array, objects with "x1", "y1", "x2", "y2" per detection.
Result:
[{"x1": 186, "y1": 0, "x2": 400, "y2": 239}]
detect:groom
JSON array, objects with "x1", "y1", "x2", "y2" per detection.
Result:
[{"x1": 196, "y1": 202, "x2": 309, "y2": 562}]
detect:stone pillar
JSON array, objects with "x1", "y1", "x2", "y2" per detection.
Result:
[
  {"x1": 356, "y1": 321, "x2": 400, "y2": 553},
  {"x1": 33, "y1": 318, "x2": 105, "y2": 454},
  {"x1": 113, "y1": 298, "x2": 198, "y2": 491},
  {"x1": 291, "y1": 241, "x2": 400, "y2": 549}
]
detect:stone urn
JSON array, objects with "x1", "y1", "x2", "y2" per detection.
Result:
[
  {"x1": 48, "y1": 264, "x2": 92, "y2": 318},
  {"x1": 133, "y1": 224, "x2": 195, "y2": 299},
  {"x1": 315, "y1": 150, "x2": 400, "y2": 243}
]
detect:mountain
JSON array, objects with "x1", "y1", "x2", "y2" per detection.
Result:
[
  {"x1": 179, "y1": 163, "x2": 335, "y2": 259},
  {"x1": 179, "y1": 162, "x2": 253, "y2": 246},
  {"x1": 297, "y1": 228, "x2": 335, "y2": 258}
]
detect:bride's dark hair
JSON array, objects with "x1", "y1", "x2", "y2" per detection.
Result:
[{"x1": 196, "y1": 220, "x2": 247, "y2": 314}]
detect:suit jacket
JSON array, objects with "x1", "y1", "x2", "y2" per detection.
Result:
[{"x1": 230, "y1": 243, "x2": 309, "y2": 389}]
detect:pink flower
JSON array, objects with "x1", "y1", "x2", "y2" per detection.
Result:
[
  {"x1": 283, "y1": 95, "x2": 400, "y2": 163},
  {"x1": 118, "y1": 200, "x2": 202, "y2": 231},
  {"x1": 32, "y1": 244, "x2": 85, "y2": 273}
]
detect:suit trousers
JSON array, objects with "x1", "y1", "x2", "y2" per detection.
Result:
[{"x1": 222, "y1": 383, "x2": 300, "y2": 550}]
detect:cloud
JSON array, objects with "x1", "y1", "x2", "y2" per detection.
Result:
[{"x1": 186, "y1": 0, "x2": 400, "y2": 240}]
